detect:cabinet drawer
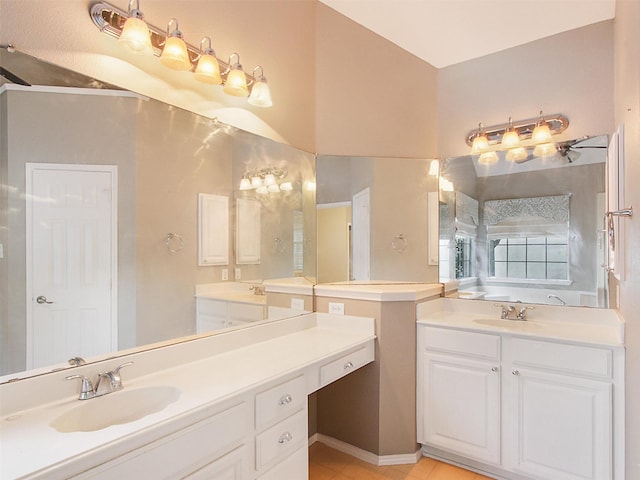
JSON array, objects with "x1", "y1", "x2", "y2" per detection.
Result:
[
  {"x1": 421, "y1": 326, "x2": 500, "y2": 360},
  {"x1": 319, "y1": 345, "x2": 372, "y2": 387},
  {"x1": 257, "y1": 444, "x2": 308, "y2": 480},
  {"x1": 197, "y1": 298, "x2": 228, "y2": 316},
  {"x1": 183, "y1": 445, "x2": 247, "y2": 480},
  {"x1": 507, "y1": 337, "x2": 612, "y2": 378},
  {"x1": 255, "y1": 409, "x2": 307, "y2": 470},
  {"x1": 255, "y1": 375, "x2": 306, "y2": 430},
  {"x1": 72, "y1": 402, "x2": 250, "y2": 480}
]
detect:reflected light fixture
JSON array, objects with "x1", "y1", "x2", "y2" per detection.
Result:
[
  {"x1": 248, "y1": 66, "x2": 273, "y2": 107},
  {"x1": 117, "y1": 0, "x2": 152, "y2": 54},
  {"x1": 239, "y1": 178, "x2": 251, "y2": 190},
  {"x1": 160, "y1": 18, "x2": 192, "y2": 70},
  {"x1": 280, "y1": 182, "x2": 293, "y2": 191},
  {"x1": 506, "y1": 147, "x2": 528, "y2": 162},
  {"x1": 194, "y1": 37, "x2": 222, "y2": 84},
  {"x1": 533, "y1": 142, "x2": 558, "y2": 158},
  {"x1": 223, "y1": 53, "x2": 249, "y2": 97},
  {"x1": 478, "y1": 151, "x2": 499, "y2": 165},
  {"x1": 471, "y1": 123, "x2": 490, "y2": 154}
]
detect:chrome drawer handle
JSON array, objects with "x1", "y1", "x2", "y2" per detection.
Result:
[
  {"x1": 512, "y1": 369, "x2": 520, "y2": 376},
  {"x1": 491, "y1": 366, "x2": 499, "y2": 372},
  {"x1": 278, "y1": 432, "x2": 293, "y2": 444},
  {"x1": 278, "y1": 394, "x2": 293, "y2": 406},
  {"x1": 344, "y1": 361, "x2": 354, "y2": 370}
]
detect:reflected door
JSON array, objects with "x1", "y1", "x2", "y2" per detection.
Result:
[
  {"x1": 352, "y1": 188, "x2": 370, "y2": 280},
  {"x1": 26, "y1": 163, "x2": 117, "y2": 369}
]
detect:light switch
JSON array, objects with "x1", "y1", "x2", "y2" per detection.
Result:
[{"x1": 221, "y1": 269, "x2": 228, "y2": 281}]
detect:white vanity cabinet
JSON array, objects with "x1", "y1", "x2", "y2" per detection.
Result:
[
  {"x1": 196, "y1": 297, "x2": 265, "y2": 333},
  {"x1": 502, "y1": 337, "x2": 614, "y2": 480},
  {"x1": 417, "y1": 324, "x2": 623, "y2": 480},
  {"x1": 417, "y1": 326, "x2": 501, "y2": 464}
]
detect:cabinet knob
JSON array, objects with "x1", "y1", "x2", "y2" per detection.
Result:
[
  {"x1": 278, "y1": 394, "x2": 293, "y2": 406},
  {"x1": 278, "y1": 432, "x2": 293, "y2": 444},
  {"x1": 344, "y1": 361, "x2": 354, "y2": 370},
  {"x1": 491, "y1": 366, "x2": 499, "y2": 372},
  {"x1": 512, "y1": 369, "x2": 520, "y2": 376}
]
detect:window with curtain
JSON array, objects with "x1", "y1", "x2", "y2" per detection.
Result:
[{"x1": 484, "y1": 195, "x2": 570, "y2": 281}]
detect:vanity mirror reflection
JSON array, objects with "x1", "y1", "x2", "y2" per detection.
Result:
[
  {"x1": 316, "y1": 155, "x2": 440, "y2": 284},
  {"x1": 438, "y1": 135, "x2": 609, "y2": 308},
  {"x1": 0, "y1": 50, "x2": 316, "y2": 379}
]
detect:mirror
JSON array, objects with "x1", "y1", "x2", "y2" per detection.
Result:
[
  {"x1": 438, "y1": 135, "x2": 608, "y2": 307},
  {"x1": 316, "y1": 155, "x2": 440, "y2": 283},
  {"x1": 0, "y1": 51, "x2": 316, "y2": 380}
]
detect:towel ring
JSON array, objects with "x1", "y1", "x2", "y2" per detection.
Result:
[
  {"x1": 391, "y1": 234, "x2": 408, "y2": 253},
  {"x1": 165, "y1": 233, "x2": 184, "y2": 254}
]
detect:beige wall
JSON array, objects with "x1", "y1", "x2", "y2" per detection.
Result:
[
  {"x1": 613, "y1": 1, "x2": 640, "y2": 477},
  {"x1": 315, "y1": 3, "x2": 439, "y2": 158},
  {"x1": 438, "y1": 20, "x2": 615, "y2": 159},
  {"x1": 317, "y1": 206, "x2": 351, "y2": 283}
]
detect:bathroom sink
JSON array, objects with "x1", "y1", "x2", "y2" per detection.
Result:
[
  {"x1": 51, "y1": 386, "x2": 181, "y2": 433},
  {"x1": 473, "y1": 318, "x2": 541, "y2": 329}
]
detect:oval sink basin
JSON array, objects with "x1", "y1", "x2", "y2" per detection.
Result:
[
  {"x1": 473, "y1": 318, "x2": 541, "y2": 329},
  {"x1": 51, "y1": 386, "x2": 181, "y2": 433}
]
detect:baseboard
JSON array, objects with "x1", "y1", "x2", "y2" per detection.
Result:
[{"x1": 315, "y1": 434, "x2": 422, "y2": 466}]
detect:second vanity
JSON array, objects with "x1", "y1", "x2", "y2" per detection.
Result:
[
  {"x1": 0, "y1": 313, "x2": 375, "y2": 480},
  {"x1": 417, "y1": 298, "x2": 625, "y2": 480}
]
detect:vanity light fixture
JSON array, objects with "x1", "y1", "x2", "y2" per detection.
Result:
[
  {"x1": 117, "y1": 0, "x2": 152, "y2": 54},
  {"x1": 194, "y1": 37, "x2": 222, "y2": 84},
  {"x1": 240, "y1": 167, "x2": 290, "y2": 194},
  {"x1": 465, "y1": 112, "x2": 569, "y2": 163},
  {"x1": 239, "y1": 178, "x2": 252, "y2": 190},
  {"x1": 89, "y1": 1, "x2": 273, "y2": 107}
]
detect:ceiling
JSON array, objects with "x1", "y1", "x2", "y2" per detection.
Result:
[{"x1": 318, "y1": 0, "x2": 616, "y2": 68}]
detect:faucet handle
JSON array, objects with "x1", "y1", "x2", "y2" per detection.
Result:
[
  {"x1": 66, "y1": 374, "x2": 95, "y2": 400},
  {"x1": 110, "y1": 362, "x2": 133, "y2": 391},
  {"x1": 113, "y1": 361, "x2": 134, "y2": 374},
  {"x1": 517, "y1": 305, "x2": 535, "y2": 320},
  {"x1": 493, "y1": 303, "x2": 509, "y2": 319}
]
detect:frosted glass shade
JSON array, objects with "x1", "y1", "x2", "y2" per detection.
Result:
[
  {"x1": 248, "y1": 80, "x2": 273, "y2": 107},
  {"x1": 239, "y1": 178, "x2": 251, "y2": 190},
  {"x1": 478, "y1": 151, "x2": 499, "y2": 165},
  {"x1": 280, "y1": 182, "x2": 293, "y2": 191},
  {"x1": 160, "y1": 37, "x2": 192, "y2": 71},
  {"x1": 194, "y1": 54, "x2": 222, "y2": 84},
  {"x1": 506, "y1": 147, "x2": 528, "y2": 162},
  {"x1": 118, "y1": 17, "x2": 152, "y2": 54},
  {"x1": 533, "y1": 142, "x2": 557, "y2": 157},
  {"x1": 501, "y1": 129, "x2": 520, "y2": 148},
  {"x1": 251, "y1": 176, "x2": 262, "y2": 188},
  {"x1": 264, "y1": 174, "x2": 276, "y2": 186},
  {"x1": 471, "y1": 133, "x2": 489, "y2": 154},
  {"x1": 267, "y1": 184, "x2": 280, "y2": 193},
  {"x1": 223, "y1": 68, "x2": 249, "y2": 97},
  {"x1": 532, "y1": 123, "x2": 552, "y2": 143}
]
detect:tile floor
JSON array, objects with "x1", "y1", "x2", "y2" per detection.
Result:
[{"x1": 309, "y1": 442, "x2": 495, "y2": 480}]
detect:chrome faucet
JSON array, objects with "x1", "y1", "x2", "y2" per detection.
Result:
[
  {"x1": 66, "y1": 362, "x2": 133, "y2": 400},
  {"x1": 547, "y1": 294, "x2": 567, "y2": 306},
  {"x1": 495, "y1": 303, "x2": 535, "y2": 321},
  {"x1": 250, "y1": 285, "x2": 265, "y2": 296}
]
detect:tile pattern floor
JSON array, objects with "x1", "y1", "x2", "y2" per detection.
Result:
[{"x1": 309, "y1": 443, "x2": 495, "y2": 480}]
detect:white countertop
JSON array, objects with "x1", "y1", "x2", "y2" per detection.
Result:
[
  {"x1": 0, "y1": 313, "x2": 374, "y2": 480},
  {"x1": 417, "y1": 298, "x2": 624, "y2": 346},
  {"x1": 314, "y1": 282, "x2": 443, "y2": 302},
  {"x1": 194, "y1": 282, "x2": 267, "y2": 305}
]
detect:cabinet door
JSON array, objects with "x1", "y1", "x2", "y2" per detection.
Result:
[
  {"x1": 257, "y1": 444, "x2": 308, "y2": 480},
  {"x1": 419, "y1": 351, "x2": 500, "y2": 464},
  {"x1": 503, "y1": 367, "x2": 612, "y2": 480}
]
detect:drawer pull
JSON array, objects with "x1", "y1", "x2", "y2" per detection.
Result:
[
  {"x1": 344, "y1": 361, "x2": 354, "y2": 370},
  {"x1": 512, "y1": 369, "x2": 520, "y2": 376},
  {"x1": 491, "y1": 366, "x2": 499, "y2": 372},
  {"x1": 278, "y1": 394, "x2": 293, "y2": 406},
  {"x1": 278, "y1": 432, "x2": 293, "y2": 444}
]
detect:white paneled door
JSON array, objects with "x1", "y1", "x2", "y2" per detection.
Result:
[
  {"x1": 26, "y1": 163, "x2": 117, "y2": 369},
  {"x1": 352, "y1": 188, "x2": 370, "y2": 281}
]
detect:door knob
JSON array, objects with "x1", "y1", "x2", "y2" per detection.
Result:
[{"x1": 36, "y1": 295, "x2": 54, "y2": 304}]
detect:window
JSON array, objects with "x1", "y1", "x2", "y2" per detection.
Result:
[
  {"x1": 455, "y1": 235, "x2": 474, "y2": 279},
  {"x1": 489, "y1": 236, "x2": 568, "y2": 280}
]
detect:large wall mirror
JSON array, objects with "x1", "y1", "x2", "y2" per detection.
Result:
[
  {"x1": 316, "y1": 155, "x2": 440, "y2": 284},
  {"x1": 438, "y1": 136, "x2": 609, "y2": 308},
  {"x1": 0, "y1": 50, "x2": 316, "y2": 379}
]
